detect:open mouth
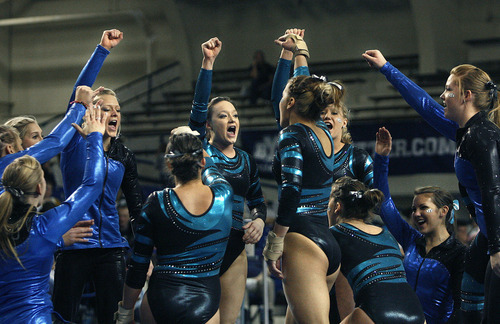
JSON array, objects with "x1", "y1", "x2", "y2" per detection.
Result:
[
  {"x1": 415, "y1": 217, "x2": 426, "y2": 226},
  {"x1": 324, "y1": 121, "x2": 333, "y2": 130},
  {"x1": 108, "y1": 120, "x2": 118, "y2": 131},
  {"x1": 227, "y1": 126, "x2": 236, "y2": 136}
]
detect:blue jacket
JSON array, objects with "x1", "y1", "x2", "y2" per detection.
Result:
[
  {"x1": 0, "y1": 132, "x2": 105, "y2": 324},
  {"x1": 374, "y1": 153, "x2": 465, "y2": 323},
  {"x1": 59, "y1": 45, "x2": 142, "y2": 250}
]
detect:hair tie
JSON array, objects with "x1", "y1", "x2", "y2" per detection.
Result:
[
  {"x1": 164, "y1": 148, "x2": 203, "y2": 159},
  {"x1": 349, "y1": 191, "x2": 363, "y2": 199},
  {"x1": 311, "y1": 74, "x2": 327, "y2": 82},
  {"x1": 328, "y1": 81, "x2": 343, "y2": 91},
  {"x1": 4, "y1": 185, "x2": 24, "y2": 199},
  {"x1": 450, "y1": 199, "x2": 460, "y2": 225},
  {"x1": 486, "y1": 81, "x2": 498, "y2": 110}
]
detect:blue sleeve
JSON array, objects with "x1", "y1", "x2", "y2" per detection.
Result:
[
  {"x1": 271, "y1": 58, "x2": 292, "y2": 130},
  {"x1": 67, "y1": 45, "x2": 110, "y2": 109},
  {"x1": 11, "y1": 103, "x2": 86, "y2": 165},
  {"x1": 189, "y1": 68, "x2": 212, "y2": 139},
  {"x1": 36, "y1": 132, "x2": 105, "y2": 243},
  {"x1": 293, "y1": 66, "x2": 310, "y2": 77},
  {"x1": 373, "y1": 153, "x2": 420, "y2": 250},
  {"x1": 380, "y1": 62, "x2": 458, "y2": 141},
  {"x1": 276, "y1": 131, "x2": 302, "y2": 227}
]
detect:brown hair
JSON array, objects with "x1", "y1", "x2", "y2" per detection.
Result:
[
  {"x1": 0, "y1": 156, "x2": 42, "y2": 266},
  {"x1": 330, "y1": 176, "x2": 384, "y2": 222},
  {"x1": 165, "y1": 133, "x2": 204, "y2": 184},
  {"x1": 414, "y1": 186, "x2": 456, "y2": 234},
  {"x1": 450, "y1": 64, "x2": 500, "y2": 126}
]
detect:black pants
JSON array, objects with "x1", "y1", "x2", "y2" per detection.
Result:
[{"x1": 52, "y1": 248, "x2": 126, "y2": 324}]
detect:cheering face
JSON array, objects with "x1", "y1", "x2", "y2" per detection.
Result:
[
  {"x1": 96, "y1": 94, "x2": 121, "y2": 138},
  {"x1": 208, "y1": 100, "x2": 240, "y2": 147},
  {"x1": 411, "y1": 194, "x2": 445, "y2": 236},
  {"x1": 321, "y1": 104, "x2": 347, "y2": 141},
  {"x1": 21, "y1": 122, "x2": 43, "y2": 149},
  {"x1": 440, "y1": 74, "x2": 462, "y2": 123}
]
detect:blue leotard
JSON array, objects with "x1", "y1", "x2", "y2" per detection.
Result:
[
  {"x1": 0, "y1": 132, "x2": 104, "y2": 324},
  {"x1": 125, "y1": 158, "x2": 232, "y2": 323},
  {"x1": 331, "y1": 223, "x2": 425, "y2": 323},
  {"x1": 273, "y1": 122, "x2": 340, "y2": 275},
  {"x1": 189, "y1": 68, "x2": 266, "y2": 274},
  {"x1": 271, "y1": 58, "x2": 373, "y2": 187}
]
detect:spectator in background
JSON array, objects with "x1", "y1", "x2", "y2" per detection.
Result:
[{"x1": 248, "y1": 50, "x2": 275, "y2": 105}]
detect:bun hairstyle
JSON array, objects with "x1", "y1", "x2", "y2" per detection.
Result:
[
  {"x1": 414, "y1": 186, "x2": 456, "y2": 234},
  {"x1": 4, "y1": 115, "x2": 38, "y2": 142},
  {"x1": 0, "y1": 155, "x2": 42, "y2": 266},
  {"x1": 0, "y1": 125, "x2": 21, "y2": 154},
  {"x1": 330, "y1": 176, "x2": 384, "y2": 222},
  {"x1": 164, "y1": 133, "x2": 204, "y2": 184},
  {"x1": 449, "y1": 64, "x2": 500, "y2": 126},
  {"x1": 287, "y1": 75, "x2": 337, "y2": 121}
]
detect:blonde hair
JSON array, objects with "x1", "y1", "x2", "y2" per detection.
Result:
[
  {"x1": 450, "y1": 64, "x2": 500, "y2": 126},
  {"x1": 92, "y1": 87, "x2": 118, "y2": 104},
  {"x1": 287, "y1": 75, "x2": 337, "y2": 121},
  {"x1": 0, "y1": 156, "x2": 42, "y2": 266},
  {"x1": 4, "y1": 116, "x2": 37, "y2": 142},
  {"x1": 327, "y1": 80, "x2": 353, "y2": 144}
]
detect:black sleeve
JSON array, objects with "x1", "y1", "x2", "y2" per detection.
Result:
[
  {"x1": 125, "y1": 193, "x2": 156, "y2": 289},
  {"x1": 121, "y1": 147, "x2": 144, "y2": 225},
  {"x1": 467, "y1": 128, "x2": 500, "y2": 253}
]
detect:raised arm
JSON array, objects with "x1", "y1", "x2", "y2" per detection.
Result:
[
  {"x1": 189, "y1": 37, "x2": 222, "y2": 138},
  {"x1": 373, "y1": 127, "x2": 420, "y2": 249},
  {"x1": 37, "y1": 97, "x2": 106, "y2": 243},
  {"x1": 68, "y1": 29, "x2": 123, "y2": 107},
  {"x1": 271, "y1": 29, "x2": 310, "y2": 129},
  {"x1": 363, "y1": 49, "x2": 458, "y2": 141}
]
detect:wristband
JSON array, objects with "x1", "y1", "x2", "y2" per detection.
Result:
[
  {"x1": 114, "y1": 301, "x2": 134, "y2": 324},
  {"x1": 70, "y1": 100, "x2": 88, "y2": 108},
  {"x1": 284, "y1": 34, "x2": 310, "y2": 58},
  {"x1": 263, "y1": 231, "x2": 284, "y2": 261}
]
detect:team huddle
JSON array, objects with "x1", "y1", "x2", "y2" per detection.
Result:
[{"x1": 0, "y1": 27, "x2": 499, "y2": 324}]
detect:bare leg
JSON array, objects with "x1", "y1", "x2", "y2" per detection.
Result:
[
  {"x1": 282, "y1": 233, "x2": 339, "y2": 324},
  {"x1": 335, "y1": 272, "x2": 355, "y2": 320},
  {"x1": 206, "y1": 309, "x2": 220, "y2": 324},
  {"x1": 220, "y1": 250, "x2": 248, "y2": 324},
  {"x1": 341, "y1": 308, "x2": 375, "y2": 324},
  {"x1": 140, "y1": 292, "x2": 157, "y2": 324}
]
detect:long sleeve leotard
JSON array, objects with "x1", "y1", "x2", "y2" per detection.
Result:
[
  {"x1": 273, "y1": 122, "x2": 340, "y2": 275},
  {"x1": 374, "y1": 153, "x2": 466, "y2": 323},
  {"x1": 271, "y1": 58, "x2": 374, "y2": 188},
  {"x1": 0, "y1": 132, "x2": 105, "y2": 324},
  {"x1": 379, "y1": 62, "x2": 500, "y2": 253},
  {"x1": 189, "y1": 68, "x2": 267, "y2": 274}
]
